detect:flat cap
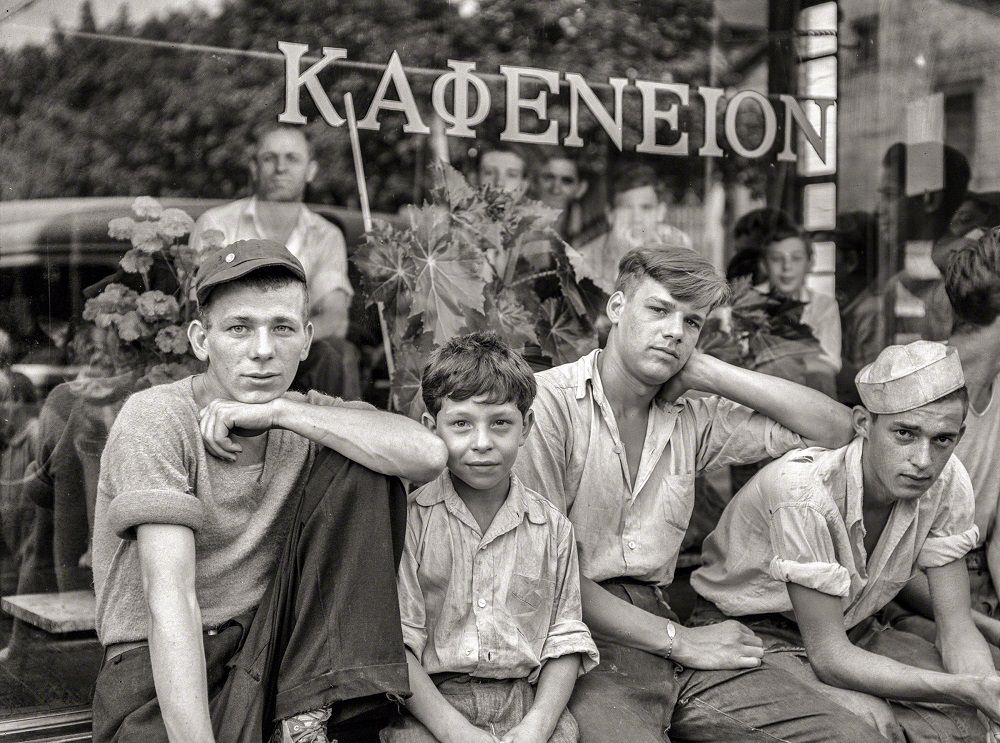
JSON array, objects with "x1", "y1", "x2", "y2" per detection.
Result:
[
  {"x1": 195, "y1": 239, "x2": 306, "y2": 305},
  {"x1": 855, "y1": 340, "x2": 964, "y2": 414}
]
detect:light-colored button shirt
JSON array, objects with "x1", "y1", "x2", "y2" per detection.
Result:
[
  {"x1": 398, "y1": 471, "x2": 599, "y2": 682},
  {"x1": 691, "y1": 438, "x2": 980, "y2": 629},
  {"x1": 513, "y1": 349, "x2": 807, "y2": 587},
  {"x1": 954, "y1": 372, "x2": 1000, "y2": 547},
  {"x1": 191, "y1": 197, "x2": 353, "y2": 335}
]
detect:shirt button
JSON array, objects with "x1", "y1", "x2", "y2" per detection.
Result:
[
  {"x1": 628, "y1": 540, "x2": 637, "y2": 550},
  {"x1": 477, "y1": 598, "x2": 487, "y2": 608},
  {"x1": 612, "y1": 445, "x2": 622, "y2": 454}
]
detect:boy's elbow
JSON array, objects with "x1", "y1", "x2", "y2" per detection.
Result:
[
  {"x1": 409, "y1": 437, "x2": 449, "y2": 483},
  {"x1": 808, "y1": 647, "x2": 850, "y2": 688}
]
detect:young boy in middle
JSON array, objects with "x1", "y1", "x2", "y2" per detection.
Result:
[{"x1": 382, "y1": 332, "x2": 599, "y2": 743}]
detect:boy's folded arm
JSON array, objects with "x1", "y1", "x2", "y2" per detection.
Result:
[
  {"x1": 401, "y1": 650, "x2": 496, "y2": 743},
  {"x1": 927, "y1": 560, "x2": 996, "y2": 676},
  {"x1": 787, "y1": 582, "x2": 991, "y2": 712},
  {"x1": 272, "y1": 397, "x2": 448, "y2": 481},
  {"x1": 503, "y1": 654, "x2": 580, "y2": 743}
]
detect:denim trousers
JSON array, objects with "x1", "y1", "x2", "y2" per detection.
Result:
[
  {"x1": 569, "y1": 581, "x2": 889, "y2": 743},
  {"x1": 91, "y1": 447, "x2": 411, "y2": 743},
  {"x1": 379, "y1": 675, "x2": 579, "y2": 742},
  {"x1": 689, "y1": 600, "x2": 985, "y2": 743}
]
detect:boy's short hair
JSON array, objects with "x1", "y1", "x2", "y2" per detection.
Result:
[
  {"x1": 611, "y1": 164, "x2": 663, "y2": 202},
  {"x1": 199, "y1": 266, "x2": 309, "y2": 326},
  {"x1": 421, "y1": 332, "x2": 537, "y2": 418},
  {"x1": 614, "y1": 246, "x2": 732, "y2": 313},
  {"x1": 946, "y1": 226, "x2": 1000, "y2": 328}
]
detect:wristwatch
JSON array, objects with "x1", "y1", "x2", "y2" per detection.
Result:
[{"x1": 664, "y1": 618, "x2": 676, "y2": 659}]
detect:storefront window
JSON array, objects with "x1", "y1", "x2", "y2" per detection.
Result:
[{"x1": 1, "y1": 0, "x2": 996, "y2": 737}]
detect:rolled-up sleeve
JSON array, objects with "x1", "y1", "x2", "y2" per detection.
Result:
[
  {"x1": 397, "y1": 515, "x2": 428, "y2": 660},
  {"x1": 100, "y1": 398, "x2": 202, "y2": 540},
  {"x1": 690, "y1": 396, "x2": 806, "y2": 473},
  {"x1": 539, "y1": 520, "x2": 599, "y2": 676},
  {"x1": 918, "y1": 460, "x2": 979, "y2": 568},
  {"x1": 767, "y1": 502, "x2": 851, "y2": 597}
]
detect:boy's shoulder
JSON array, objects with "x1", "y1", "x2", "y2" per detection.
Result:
[{"x1": 518, "y1": 478, "x2": 573, "y2": 535}]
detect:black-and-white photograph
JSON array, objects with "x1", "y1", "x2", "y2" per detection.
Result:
[{"x1": 2, "y1": 1, "x2": 1000, "y2": 741}]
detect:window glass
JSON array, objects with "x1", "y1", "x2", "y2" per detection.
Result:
[{"x1": 1, "y1": 0, "x2": 995, "y2": 734}]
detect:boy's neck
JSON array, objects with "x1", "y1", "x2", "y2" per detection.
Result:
[
  {"x1": 951, "y1": 324, "x2": 1000, "y2": 409},
  {"x1": 451, "y1": 471, "x2": 512, "y2": 535},
  {"x1": 598, "y1": 344, "x2": 660, "y2": 414}
]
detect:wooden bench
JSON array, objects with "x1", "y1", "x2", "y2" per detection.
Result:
[{"x1": 1, "y1": 591, "x2": 96, "y2": 634}]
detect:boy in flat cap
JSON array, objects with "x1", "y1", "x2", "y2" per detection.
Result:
[
  {"x1": 91, "y1": 239, "x2": 448, "y2": 743},
  {"x1": 691, "y1": 340, "x2": 1000, "y2": 742}
]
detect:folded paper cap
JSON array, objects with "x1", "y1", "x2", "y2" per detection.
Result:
[
  {"x1": 855, "y1": 341, "x2": 965, "y2": 414},
  {"x1": 195, "y1": 239, "x2": 306, "y2": 305}
]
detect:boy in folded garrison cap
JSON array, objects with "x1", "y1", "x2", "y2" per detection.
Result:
[
  {"x1": 90, "y1": 239, "x2": 448, "y2": 743},
  {"x1": 691, "y1": 340, "x2": 1000, "y2": 742}
]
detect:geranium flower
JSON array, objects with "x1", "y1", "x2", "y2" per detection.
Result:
[
  {"x1": 131, "y1": 220, "x2": 164, "y2": 253},
  {"x1": 108, "y1": 217, "x2": 136, "y2": 241},
  {"x1": 155, "y1": 325, "x2": 189, "y2": 355},
  {"x1": 157, "y1": 208, "x2": 195, "y2": 239},
  {"x1": 199, "y1": 228, "x2": 226, "y2": 250},
  {"x1": 83, "y1": 283, "x2": 139, "y2": 325},
  {"x1": 120, "y1": 248, "x2": 154, "y2": 275},
  {"x1": 114, "y1": 310, "x2": 149, "y2": 342},
  {"x1": 137, "y1": 290, "x2": 180, "y2": 323},
  {"x1": 132, "y1": 196, "x2": 164, "y2": 220}
]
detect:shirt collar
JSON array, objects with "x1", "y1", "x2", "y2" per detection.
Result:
[
  {"x1": 242, "y1": 196, "x2": 313, "y2": 237},
  {"x1": 573, "y1": 348, "x2": 680, "y2": 413},
  {"x1": 415, "y1": 470, "x2": 546, "y2": 535},
  {"x1": 755, "y1": 281, "x2": 810, "y2": 303},
  {"x1": 844, "y1": 436, "x2": 866, "y2": 527}
]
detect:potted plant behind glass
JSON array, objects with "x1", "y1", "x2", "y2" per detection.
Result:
[
  {"x1": 83, "y1": 196, "x2": 204, "y2": 388},
  {"x1": 354, "y1": 162, "x2": 601, "y2": 417}
]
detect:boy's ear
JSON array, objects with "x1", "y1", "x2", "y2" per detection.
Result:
[
  {"x1": 852, "y1": 406, "x2": 872, "y2": 439},
  {"x1": 519, "y1": 408, "x2": 535, "y2": 445},
  {"x1": 606, "y1": 290, "x2": 626, "y2": 325},
  {"x1": 188, "y1": 319, "x2": 210, "y2": 362},
  {"x1": 420, "y1": 411, "x2": 437, "y2": 432}
]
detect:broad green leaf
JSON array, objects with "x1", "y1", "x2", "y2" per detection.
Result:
[
  {"x1": 355, "y1": 224, "x2": 416, "y2": 313},
  {"x1": 432, "y1": 160, "x2": 476, "y2": 209},
  {"x1": 391, "y1": 344, "x2": 429, "y2": 420},
  {"x1": 536, "y1": 298, "x2": 597, "y2": 365},
  {"x1": 489, "y1": 289, "x2": 539, "y2": 351},
  {"x1": 408, "y1": 220, "x2": 487, "y2": 345}
]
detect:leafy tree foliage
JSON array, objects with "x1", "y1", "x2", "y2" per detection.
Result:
[{"x1": 1, "y1": 0, "x2": 714, "y2": 210}]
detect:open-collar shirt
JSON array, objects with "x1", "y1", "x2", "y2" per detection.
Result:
[
  {"x1": 397, "y1": 471, "x2": 598, "y2": 682},
  {"x1": 514, "y1": 349, "x2": 807, "y2": 587},
  {"x1": 691, "y1": 438, "x2": 979, "y2": 629}
]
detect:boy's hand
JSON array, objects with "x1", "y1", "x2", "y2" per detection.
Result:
[
  {"x1": 499, "y1": 714, "x2": 549, "y2": 743},
  {"x1": 198, "y1": 399, "x2": 280, "y2": 461},
  {"x1": 660, "y1": 350, "x2": 718, "y2": 403},
  {"x1": 671, "y1": 621, "x2": 764, "y2": 670}
]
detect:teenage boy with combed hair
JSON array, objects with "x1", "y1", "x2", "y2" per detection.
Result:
[
  {"x1": 515, "y1": 244, "x2": 884, "y2": 741},
  {"x1": 382, "y1": 332, "x2": 598, "y2": 743}
]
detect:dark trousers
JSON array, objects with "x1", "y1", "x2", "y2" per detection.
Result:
[
  {"x1": 570, "y1": 581, "x2": 890, "y2": 743},
  {"x1": 92, "y1": 447, "x2": 410, "y2": 743}
]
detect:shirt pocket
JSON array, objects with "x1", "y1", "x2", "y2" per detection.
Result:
[
  {"x1": 659, "y1": 474, "x2": 695, "y2": 530},
  {"x1": 508, "y1": 573, "x2": 555, "y2": 641}
]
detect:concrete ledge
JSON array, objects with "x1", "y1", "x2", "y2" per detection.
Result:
[{"x1": 1, "y1": 591, "x2": 96, "y2": 634}]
